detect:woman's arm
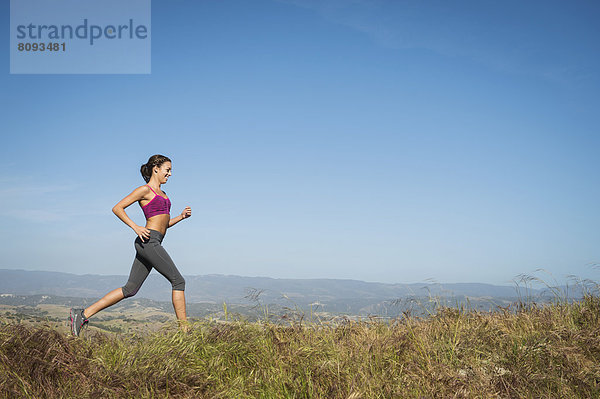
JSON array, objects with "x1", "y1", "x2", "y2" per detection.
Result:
[
  {"x1": 169, "y1": 206, "x2": 192, "y2": 228},
  {"x1": 112, "y1": 185, "x2": 152, "y2": 240}
]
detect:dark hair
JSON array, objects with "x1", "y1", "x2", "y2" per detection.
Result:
[{"x1": 140, "y1": 154, "x2": 171, "y2": 183}]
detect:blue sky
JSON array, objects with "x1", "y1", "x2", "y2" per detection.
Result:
[{"x1": 1, "y1": 0, "x2": 599, "y2": 286}]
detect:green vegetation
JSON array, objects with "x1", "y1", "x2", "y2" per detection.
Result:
[{"x1": 1, "y1": 292, "x2": 600, "y2": 398}]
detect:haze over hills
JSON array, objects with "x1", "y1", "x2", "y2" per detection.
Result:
[{"x1": 0, "y1": 269, "x2": 580, "y2": 316}]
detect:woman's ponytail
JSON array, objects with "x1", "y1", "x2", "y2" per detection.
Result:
[
  {"x1": 140, "y1": 163, "x2": 152, "y2": 183},
  {"x1": 140, "y1": 154, "x2": 171, "y2": 183}
]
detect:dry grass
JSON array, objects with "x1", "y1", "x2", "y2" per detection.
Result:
[{"x1": 1, "y1": 294, "x2": 600, "y2": 398}]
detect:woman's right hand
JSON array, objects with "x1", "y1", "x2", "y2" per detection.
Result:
[{"x1": 133, "y1": 225, "x2": 151, "y2": 241}]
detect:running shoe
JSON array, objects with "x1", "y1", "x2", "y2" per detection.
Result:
[{"x1": 69, "y1": 308, "x2": 89, "y2": 337}]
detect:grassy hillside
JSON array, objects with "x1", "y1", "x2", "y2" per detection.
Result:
[{"x1": 1, "y1": 294, "x2": 600, "y2": 398}]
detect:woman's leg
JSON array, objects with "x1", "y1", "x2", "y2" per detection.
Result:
[
  {"x1": 84, "y1": 288, "x2": 124, "y2": 318},
  {"x1": 84, "y1": 254, "x2": 152, "y2": 318},
  {"x1": 145, "y1": 241, "x2": 188, "y2": 327},
  {"x1": 172, "y1": 290, "x2": 189, "y2": 332}
]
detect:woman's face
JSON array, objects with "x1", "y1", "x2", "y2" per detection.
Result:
[{"x1": 154, "y1": 161, "x2": 172, "y2": 184}]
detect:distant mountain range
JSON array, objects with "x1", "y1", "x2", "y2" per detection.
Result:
[{"x1": 0, "y1": 269, "x2": 582, "y2": 316}]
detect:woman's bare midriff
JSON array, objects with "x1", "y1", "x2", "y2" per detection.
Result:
[{"x1": 145, "y1": 214, "x2": 170, "y2": 235}]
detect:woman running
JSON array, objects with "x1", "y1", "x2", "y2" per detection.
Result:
[{"x1": 69, "y1": 154, "x2": 192, "y2": 336}]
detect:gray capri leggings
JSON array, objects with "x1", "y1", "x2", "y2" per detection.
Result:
[{"x1": 121, "y1": 229, "x2": 185, "y2": 298}]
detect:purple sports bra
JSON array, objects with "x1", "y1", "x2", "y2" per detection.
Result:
[{"x1": 141, "y1": 185, "x2": 171, "y2": 219}]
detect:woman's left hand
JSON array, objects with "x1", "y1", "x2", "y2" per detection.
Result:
[{"x1": 181, "y1": 206, "x2": 192, "y2": 219}]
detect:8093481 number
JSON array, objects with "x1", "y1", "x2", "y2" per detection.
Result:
[{"x1": 17, "y1": 42, "x2": 66, "y2": 51}]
